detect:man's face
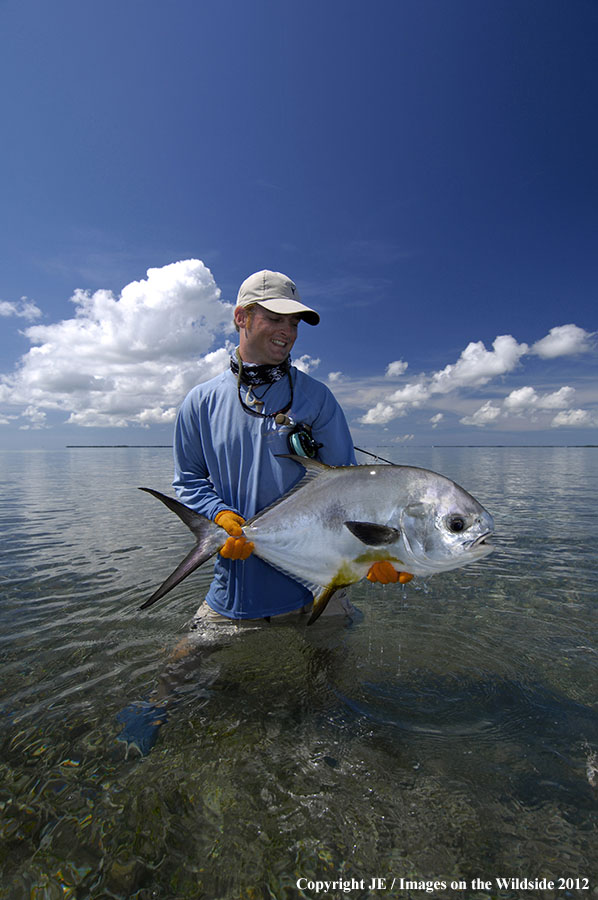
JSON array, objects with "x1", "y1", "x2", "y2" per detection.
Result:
[{"x1": 235, "y1": 305, "x2": 301, "y2": 365}]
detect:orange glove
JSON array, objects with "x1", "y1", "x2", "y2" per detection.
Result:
[
  {"x1": 367, "y1": 561, "x2": 413, "y2": 585},
  {"x1": 219, "y1": 535, "x2": 255, "y2": 560},
  {"x1": 215, "y1": 510, "x2": 245, "y2": 536},
  {"x1": 215, "y1": 510, "x2": 255, "y2": 560}
]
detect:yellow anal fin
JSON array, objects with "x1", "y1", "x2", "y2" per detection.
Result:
[{"x1": 307, "y1": 582, "x2": 344, "y2": 626}]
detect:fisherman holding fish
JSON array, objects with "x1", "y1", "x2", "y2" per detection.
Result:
[
  {"x1": 118, "y1": 269, "x2": 408, "y2": 755},
  {"x1": 118, "y1": 269, "x2": 494, "y2": 753},
  {"x1": 171, "y1": 269, "x2": 399, "y2": 627}
]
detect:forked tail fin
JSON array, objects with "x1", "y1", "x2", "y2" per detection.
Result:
[{"x1": 138, "y1": 488, "x2": 225, "y2": 610}]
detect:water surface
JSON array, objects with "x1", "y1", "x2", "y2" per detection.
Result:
[{"x1": 0, "y1": 447, "x2": 596, "y2": 898}]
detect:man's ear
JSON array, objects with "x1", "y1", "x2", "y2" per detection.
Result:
[{"x1": 234, "y1": 306, "x2": 247, "y2": 329}]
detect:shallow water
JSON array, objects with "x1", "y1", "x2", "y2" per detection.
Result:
[{"x1": 0, "y1": 447, "x2": 596, "y2": 899}]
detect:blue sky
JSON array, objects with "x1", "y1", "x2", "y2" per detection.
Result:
[{"x1": 1, "y1": 0, "x2": 596, "y2": 451}]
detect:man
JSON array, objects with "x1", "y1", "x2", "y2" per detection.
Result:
[
  {"x1": 116, "y1": 269, "x2": 401, "y2": 755},
  {"x1": 172, "y1": 269, "x2": 358, "y2": 625}
]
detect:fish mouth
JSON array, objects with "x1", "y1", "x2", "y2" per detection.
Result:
[{"x1": 468, "y1": 531, "x2": 493, "y2": 551}]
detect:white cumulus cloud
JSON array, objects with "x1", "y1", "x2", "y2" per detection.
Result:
[
  {"x1": 385, "y1": 360, "x2": 408, "y2": 377},
  {"x1": 389, "y1": 382, "x2": 431, "y2": 407},
  {"x1": 503, "y1": 385, "x2": 575, "y2": 414},
  {"x1": 294, "y1": 354, "x2": 320, "y2": 375},
  {"x1": 503, "y1": 386, "x2": 539, "y2": 412},
  {"x1": 361, "y1": 402, "x2": 404, "y2": 425},
  {"x1": 0, "y1": 297, "x2": 43, "y2": 321},
  {"x1": 460, "y1": 401, "x2": 502, "y2": 427},
  {"x1": 537, "y1": 386, "x2": 576, "y2": 409},
  {"x1": 532, "y1": 324, "x2": 595, "y2": 359},
  {"x1": 19, "y1": 405, "x2": 48, "y2": 430},
  {"x1": 430, "y1": 335, "x2": 528, "y2": 394},
  {"x1": 551, "y1": 409, "x2": 594, "y2": 428},
  {"x1": 0, "y1": 260, "x2": 234, "y2": 428}
]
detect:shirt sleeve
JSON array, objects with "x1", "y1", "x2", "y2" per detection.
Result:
[
  {"x1": 172, "y1": 390, "x2": 238, "y2": 521},
  {"x1": 310, "y1": 382, "x2": 357, "y2": 467}
]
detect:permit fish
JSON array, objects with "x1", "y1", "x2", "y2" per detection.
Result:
[{"x1": 139, "y1": 456, "x2": 494, "y2": 624}]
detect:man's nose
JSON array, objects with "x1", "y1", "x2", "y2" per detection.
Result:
[{"x1": 279, "y1": 320, "x2": 296, "y2": 338}]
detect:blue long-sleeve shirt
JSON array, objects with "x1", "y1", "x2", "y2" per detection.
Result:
[{"x1": 173, "y1": 365, "x2": 356, "y2": 618}]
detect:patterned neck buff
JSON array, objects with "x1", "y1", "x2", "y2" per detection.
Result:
[{"x1": 230, "y1": 350, "x2": 291, "y2": 386}]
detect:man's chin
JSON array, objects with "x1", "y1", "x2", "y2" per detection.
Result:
[{"x1": 266, "y1": 350, "x2": 289, "y2": 365}]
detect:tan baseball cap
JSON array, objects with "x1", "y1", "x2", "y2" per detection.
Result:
[{"x1": 236, "y1": 270, "x2": 320, "y2": 325}]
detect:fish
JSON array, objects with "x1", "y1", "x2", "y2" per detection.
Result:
[{"x1": 139, "y1": 456, "x2": 494, "y2": 624}]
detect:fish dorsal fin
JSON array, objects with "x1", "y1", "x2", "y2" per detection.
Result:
[
  {"x1": 344, "y1": 521, "x2": 401, "y2": 546},
  {"x1": 246, "y1": 455, "x2": 332, "y2": 525},
  {"x1": 277, "y1": 453, "x2": 331, "y2": 479}
]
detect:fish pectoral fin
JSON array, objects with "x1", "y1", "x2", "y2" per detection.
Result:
[
  {"x1": 307, "y1": 583, "x2": 341, "y2": 626},
  {"x1": 344, "y1": 520, "x2": 401, "y2": 546}
]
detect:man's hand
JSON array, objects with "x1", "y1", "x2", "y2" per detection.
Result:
[
  {"x1": 367, "y1": 560, "x2": 413, "y2": 584},
  {"x1": 215, "y1": 510, "x2": 255, "y2": 560},
  {"x1": 215, "y1": 510, "x2": 245, "y2": 536},
  {"x1": 219, "y1": 535, "x2": 255, "y2": 560}
]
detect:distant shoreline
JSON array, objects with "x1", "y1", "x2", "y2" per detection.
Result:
[
  {"x1": 64, "y1": 444, "x2": 598, "y2": 449},
  {"x1": 66, "y1": 444, "x2": 172, "y2": 448}
]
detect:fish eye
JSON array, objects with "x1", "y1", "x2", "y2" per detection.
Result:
[{"x1": 447, "y1": 515, "x2": 466, "y2": 533}]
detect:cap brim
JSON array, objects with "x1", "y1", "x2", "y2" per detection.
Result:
[{"x1": 256, "y1": 298, "x2": 320, "y2": 326}]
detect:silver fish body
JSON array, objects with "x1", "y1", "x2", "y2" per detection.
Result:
[{"x1": 139, "y1": 456, "x2": 494, "y2": 624}]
